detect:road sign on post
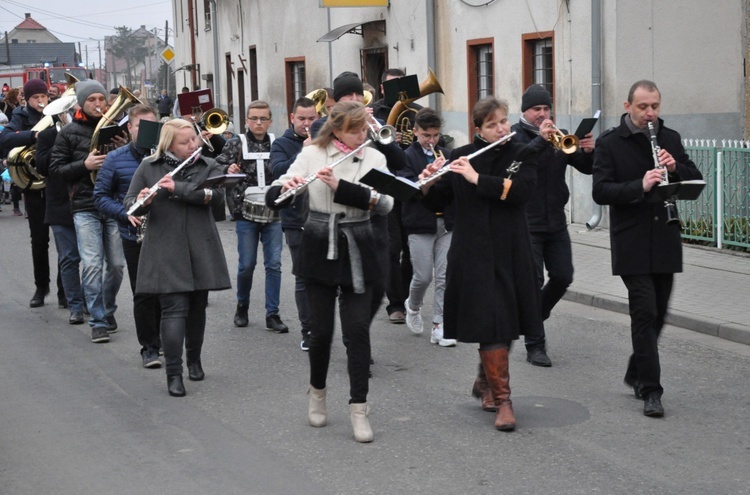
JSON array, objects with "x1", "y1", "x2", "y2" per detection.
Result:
[{"x1": 159, "y1": 47, "x2": 175, "y2": 65}]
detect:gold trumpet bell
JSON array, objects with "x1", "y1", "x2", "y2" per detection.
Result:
[
  {"x1": 305, "y1": 88, "x2": 330, "y2": 116},
  {"x1": 548, "y1": 126, "x2": 580, "y2": 154},
  {"x1": 202, "y1": 108, "x2": 230, "y2": 135}
]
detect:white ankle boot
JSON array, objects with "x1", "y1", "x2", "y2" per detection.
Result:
[
  {"x1": 350, "y1": 402, "x2": 373, "y2": 443},
  {"x1": 308, "y1": 386, "x2": 327, "y2": 427}
]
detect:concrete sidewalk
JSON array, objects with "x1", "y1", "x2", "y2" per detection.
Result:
[{"x1": 565, "y1": 223, "x2": 750, "y2": 345}]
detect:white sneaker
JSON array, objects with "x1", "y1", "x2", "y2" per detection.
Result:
[
  {"x1": 430, "y1": 323, "x2": 457, "y2": 347},
  {"x1": 405, "y1": 298, "x2": 423, "y2": 334}
]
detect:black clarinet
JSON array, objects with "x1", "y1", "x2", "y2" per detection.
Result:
[{"x1": 647, "y1": 122, "x2": 680, "y2": 225}]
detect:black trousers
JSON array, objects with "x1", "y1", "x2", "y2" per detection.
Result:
[
  {"x1": 369, "y1": 214, "x2": 389, "y2": 321},
  {"x1": 307, "y1": 280, "x2": 372, "y2": 404},
  {"x1": 158, "y1": 291, "x2": 208, "y2": 376},
  {"x1": 385, "y1": 203, "x2": 412, "y2": 314},
  {"x1": 24, "y1": 191, "x2": 63, "y2": 297},
  {"x1": 284, "y1": 228, "x2": 311, "y2": 337},
  {"x1": 621, "y1": 273, "x2": 673, "y2": 398},
  {"x1": 122, "y1": 238, "x2": 161, "y2": 354}
]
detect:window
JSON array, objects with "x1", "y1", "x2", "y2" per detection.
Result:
[
  {"x1": 225, "y1": 53, "x2": 234, "y2": 119},
  {"x1": 285, "y1": 58, "x2": 306, "y2": 115},
  {"x1": 522, "y1": 32, "x2": 555, "y2": 106},
  {"x1": 249, "y1": 46, "x2": 258, "y2": 102},
  {"x1": 204, "y1": 0, "x2": 211, "y2": 31},
  {"x1": 467, "y1": 38, "x2": 494, "y2": 132},
  {"x1": 360, "y1": 47, "x2": 387, "y2": 99}
]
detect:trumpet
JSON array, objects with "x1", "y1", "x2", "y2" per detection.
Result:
[
  {"x1": 190, "y1": 108, "x2": 229, "y2": 153},
  {"x1": 274, "y1": 139, "x2": 372, "y2": 205},
  {"x1": 428, "y1": 143, "x2": 444, "y2": 161},
  {"x1": 547, "y1": 123, "x2": 579, "y2": 154},
  {"x1": 417, "y1": 132, "x2": 516, "y2": 187},
  {"x1": 126, "y1": 149, "x2": 202, "y2": 216},
  {"x1": 368, "y1": 118, "x2": 396, "y2": 145}
]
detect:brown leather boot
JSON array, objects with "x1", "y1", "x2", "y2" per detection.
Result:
[
  {"x1": 479, "y1": 348, "x2": 516, "y2": 431},
  {"x1": 471, "y1": 361, "x2": 496, "y2": 412}
]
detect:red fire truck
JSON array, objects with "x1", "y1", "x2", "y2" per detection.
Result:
[{"x1": 0, "y1": 65, "x2": 89, "y2": 92}]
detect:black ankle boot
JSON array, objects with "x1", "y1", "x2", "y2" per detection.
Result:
[
  {"x1": 234, "y1": 302, "x2": 249, "y2": 327},
  {"x1": 188, "y1": 361, "x2": 204, "y2": 381},
  {"x1": 30, "y1": 286, "x2": 49, "y2": 308},
  {"x1": 167, "y1": 374, "x2": 186, "y2": 397}
]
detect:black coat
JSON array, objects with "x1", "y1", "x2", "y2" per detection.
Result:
[
  {"x1": 35, "y1": 126, "x2": 73, "y2": 226},
  {"x1": 511, "y1": 122, "x2": 593, "y2": 233},
  {"x1": 592, "y1": 115, "x2": 703, "y2": 276},
  {"x1": 422, "y1": 137, "x2": 543, "y2": 344},
  {"x1": 0, "y1": 105, "x2": 43, "y2": 157},
  {"x1": 49, "y1": 113, "x2": 99, "y2": 213},
  {"x1": 401, "y1": 141, "x2": 455, "y2": 235},
  {"x1": 270, "y1": 127, "x2": 309, "y2": 229}
]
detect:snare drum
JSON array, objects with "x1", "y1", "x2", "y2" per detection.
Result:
[{"x1": 242, "y1": 186, "x2": 279, "y2": 223}]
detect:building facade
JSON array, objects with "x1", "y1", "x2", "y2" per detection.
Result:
[{"x1": 170, "y1": 0, "x2": 745, "y2": 225}]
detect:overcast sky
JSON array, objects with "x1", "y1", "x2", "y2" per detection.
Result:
[{"x1": 0, "y1": 0, "x2": 174, "y2": 68}]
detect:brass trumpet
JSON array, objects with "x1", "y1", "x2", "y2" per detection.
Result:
[
  {"x1": 547, "y1": 123, "x2": 579, "y2": 154},
  {"x1": 191, "y1": 108, "x2": 229, "y2": 152},
  {"x1": 305, "y1": 88, "x2": 330, "y2": 117},
  {"x1": 428, "y1": 143, "x2": 444, "y2": 161},
  {"x1": 368, "y1": 118, "x2": 396, "y2": 145}
]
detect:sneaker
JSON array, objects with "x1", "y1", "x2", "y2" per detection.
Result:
[
  {"x1": 142, "y1": 349, "x2": 162, "y2": 369},
  {"x1": 300, "y1": 334, "x2": 310, "y2": 351},
  {"x1": 106, "y1": 315, "x2": 118, "y2": 334},
  {"x1": 266, "y1": 314, "x2": 289, "y2": 334},
  {"x1": 430, "y1": 323, "x2": 457, "y2": 347},
  {"x1": 404, "y1": 298, "x2": 423, "y2": 334},
  {"x1": 91, "y1": 327, "x2": 110, "y2": 343}
]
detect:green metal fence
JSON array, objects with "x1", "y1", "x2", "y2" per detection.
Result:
[{"x1": 683, "y1": 140, "x2": 750, "y2": 251}]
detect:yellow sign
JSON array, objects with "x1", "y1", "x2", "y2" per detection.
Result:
[
  {"x1": 321, "y1": 0, "x2": 389, "y2": 6},
  {"x1": 159, "y1": 47, "x2": 175, "y2": 64}
]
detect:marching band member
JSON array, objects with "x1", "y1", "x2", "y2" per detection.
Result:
[
  {"x1": 419, "y1": 97, "x2": 541, "y2": 432},
  {"x1": 268, "y1": 101, "x2": 393, "y2": 443},
  {"x1": 124, "y1": 119, "x2": 230, "y2": 397}
]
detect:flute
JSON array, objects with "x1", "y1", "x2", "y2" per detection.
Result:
[
  {"x1": 126, "y1": 149, "x2": 202, "y2": 216},
  {"x1": 417, "y1": 132, "x2": 516, "y2": 187},
  {"x1": 274, "y1": 139, "x2": 372, "y2": 205}
]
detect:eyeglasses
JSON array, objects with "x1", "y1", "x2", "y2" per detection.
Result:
[{"x1": 247, "y1": 117, "x2": 271, "y2": 123}]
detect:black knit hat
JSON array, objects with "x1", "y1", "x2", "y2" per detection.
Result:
[
  {"x1": 333, "y1": 71, "x2": 364, "y2": 102},
  {"x1": 23, "y1": 78, "x2": 48, "y2": 99},
  {"x1": 521, "y1": 84, "x2": 552, "y2": 111}
]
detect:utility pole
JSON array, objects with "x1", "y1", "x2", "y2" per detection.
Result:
[{"x1": 164, "y1": 20, "x2": 170, "y2": 94}]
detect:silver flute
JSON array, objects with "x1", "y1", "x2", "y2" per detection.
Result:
[
  {"x1": 126, "y1": 149, "x2": 202, "y2": 216},
  {"x1": 416, "y1": 132, "x2": 516, "y2": 187},
  {"x1": 274, "y1": 139, "x2": 372, "y2": 205}
]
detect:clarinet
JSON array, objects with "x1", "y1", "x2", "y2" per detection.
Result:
[{"x1": 647, "y1": 122, "x2": 680, "y2": 225}]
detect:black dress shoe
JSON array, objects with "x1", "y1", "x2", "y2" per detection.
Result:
[
  {"x1": 234, "y1": 303, "x2": 249, "y2": 327},
  {"x1": 643, "y1": 394, "x2": 665, "y2": 417},
  {"x1": 58, "y1": 296, "x2": 69, "y2": 309},
  {"x1": 167, "y1": 375, "x2": 186, "y2": 397},
  {"x1": 188, "y1": 361, "x2": 205, "y2": 381},
  {"x1": 69, "y1": 311, "x2": 85, "y2": 325},
  {"x1": 526, "y1": 346, "x2": 552, "y2": 367},
  {"x1": 623, "y1": 376, "x2": 645, "y2": 400},
  {"x1": 29, "y1": 287, "x2": 49, "y2": 308}
]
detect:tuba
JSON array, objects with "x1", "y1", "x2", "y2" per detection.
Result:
[
  {"x1": 6, "y1": 73, "x2": 80, "y2": 190},
  {"x1": 89, "y1": 85, "x2": 142, "y2": 184},
  {"x1": 386, "y1": 69, "x2": 444, "y2": 146}
]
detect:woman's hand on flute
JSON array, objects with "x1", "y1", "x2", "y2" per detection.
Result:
[
  {"x1": 316, "y1": 166, "x2": 339, "y2": 191},
  {"x1": 281, "y1": 176, "x2": 307, "y2": 193},
  {"x1": 137, "y1": 187, "x2": 155, "y2": 207}
]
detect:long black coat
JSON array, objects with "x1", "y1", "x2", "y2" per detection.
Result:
[
  {"x1": 592, "y1": 115, "x2": 703, "y2": 276},
  {"x1": 422, "y1": 137, "x2": 543, "y2": 344},
  {"x1": 124, "y1": 153, "x2": 231, "y2": 294}
]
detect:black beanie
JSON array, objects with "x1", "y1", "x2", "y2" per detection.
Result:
[
  {"x1": 333, "y1": 71, "x2": 364, "y2": 102},
  {"x1": 521, "y1": 84, "x2": 552, "y2": 111}
]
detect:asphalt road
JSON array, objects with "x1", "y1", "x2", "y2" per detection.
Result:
[{"x1": 1, "y1": 212, "x2": 748, "y2": 495}]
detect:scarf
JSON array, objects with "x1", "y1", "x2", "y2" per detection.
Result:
[{"x1": 332, "y1": 138, "x2": 365, "y2": 159}]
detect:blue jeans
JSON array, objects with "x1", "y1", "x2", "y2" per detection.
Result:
[
  {"x1": 235, "y1": 219, "x2": 282, "y2": 316},
  {"x1": 73, "y1": 210, "x2": 125, "y2": 329},
  {"x1": 50, "y1": 224, "x2": 84, "y2": 312}
]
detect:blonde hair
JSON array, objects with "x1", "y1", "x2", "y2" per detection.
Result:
[
  {"x1": 313, "y1": 101, "x2": 368, "y2": 148},
  {"x1": 152, "y1": 118, "x2": 195, "y2": 160}
]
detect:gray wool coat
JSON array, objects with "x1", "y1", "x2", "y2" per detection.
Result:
[{"x1": 124, "y1": 153, "x2": 231, "y2": 294}]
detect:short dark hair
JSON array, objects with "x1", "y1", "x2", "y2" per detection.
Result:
[
  {"x1": 471, "y1": 97, "x2": 509, "y2": 128},
  {"x1": 292, "y1": 97, "x2": 315, "y2": 113},
  {"x1": 181, "y1": 86, "x2": 190, "y2": 93},
  {"x1": 627, "y1": 80, "x2": 660, "y2": 103},
  {"x1": 381, "y1": 68, "x2": 405, "y2": 83},
  {"x1": 414, "y1": 107, "x2": 442, "y2": 131},
  {"x1": 324, "y1": 87, "x2": 333, "y2": 98},
  {"x1": 128, "y1": 103, "x2": 157, "y2": 120},
  {"x1": 247, "y1": 100, "x2": 272, "y2": 119}
]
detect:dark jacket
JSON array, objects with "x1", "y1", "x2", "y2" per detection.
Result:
[
  {"x1": 156, "y1": 94, "x2": 174, "y2": 115},
  {"x1": 511, "y1": 122, "x2": 593, "y2": 233},
  {"x1": 422, "y1": 137, "x2": 542, "y2": 344},
  {"x1": 400, "y1": 141, "x2": 455, "y2": 235},
  {"x1": 592, "y1": 115, "x2": 703, "y2": 276},
  {"x1": 0, "y1": 105, "x2": 43, "y2": 157},
  {"x1": 94, "y1": 143, "x2": 149, "y2": 242},
  {"x1": 35, "y1": 125, "x2": 73, "y2": 226},
  {"x1": 124, "y1": 153, "x2": 231, "y2": 294},
  {"x1": 49, "y1": 111, "x2": 100, "y2": 213},
  {"x1": 270, "y1": 127, "x2": 309, "y2": 229}
]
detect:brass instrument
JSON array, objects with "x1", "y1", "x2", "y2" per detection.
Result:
[
  {"x1": 363, "y1": 90, "x2": 374, "y2": 106},
  {"x1": 417, "y1": 132, "x2": 516, "y2": 187},
  {"x1": 90, "y1": 85, "x2": 142, "y2": 184},
  {"x1": 547, "y1": 123, "x2": 579, "y2": 154},
  {"x1": 368, "y1": 118, "x2": 396, "y2": 145},
  {"x1": 305, "y1": 88, "x2": 330, "y2": 117},
  {"x1": 386, "y1": 69, "x2": 444, "y2": 147},
  {"x1": 6, "y1": 74, "x2": 80, "y2": 190},
  {"x1": 190, "y1": 108, "x2": 229, "y2": 153},
  {"x1": 428, "y1": 143, "x2": 444, "y2": 161},
  {"x1": 647, "y1": 122, "x2": 680, "y2": 225}
]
